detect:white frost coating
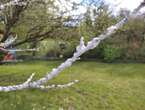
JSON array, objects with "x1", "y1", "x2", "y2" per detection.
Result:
[
  {"x1": 0, "y1": 1, "x2": 144, "y2": 92},
  {"x1": 24, "y1": 73, "x2": 35, "y2": 84},
  {"x1": 2, "y1": 36, "x2": 17, "y2": 48},
  {"x1": 76, "y1": 37, "x2": 86, "y2": 52},
  {"x1": 35, "y1": 80, "x2": 79, "y2": 90}
]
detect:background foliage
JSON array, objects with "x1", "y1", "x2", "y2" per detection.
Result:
[{"x1": 0, "y1": 0, "x2": 145, "y2": 62}]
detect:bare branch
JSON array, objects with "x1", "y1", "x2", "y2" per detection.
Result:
[
  {"x1": 35, "y1": 80, "x2": 79, "y2": 90},
  {"x1": 1, "y1": 35, "x2": 17, "y2": 48},
  {"x1": 0, "y1": 0, "x2": 145, "y2": 92},
  {"x1": 23, "y1": 73, "x2": 35, "y2": 85}
]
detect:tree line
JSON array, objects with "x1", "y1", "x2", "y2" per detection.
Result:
[{"x1": 0, "y1": 0, "x2": 145, "y2": 62}]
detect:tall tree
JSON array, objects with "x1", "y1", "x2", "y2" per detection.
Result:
[{"x1": 0, "y1": 0, "x2": 81, "y2": 47}]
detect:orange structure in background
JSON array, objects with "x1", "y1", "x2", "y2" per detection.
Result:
[
  {"x1": 0, "y1": 30, "x2": 16, "y2": 61},
  {"x1": 3, "y1": 53, "x2": 15, "y2": 61}
]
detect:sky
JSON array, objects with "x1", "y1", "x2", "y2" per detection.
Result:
[
  {"x1": 54, "y1": 0, "x2": 145, "y2": 16},
  {"x1": 104, "y1": 0, "x2": 144, "y2": 14},
  {"x1": 54, "y1": 0, "x2": 87, "y2": 16},
  {"x1": 53, "y1": 0, "x2": 145, "y2": 26}
]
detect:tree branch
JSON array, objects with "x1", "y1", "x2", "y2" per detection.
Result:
[{"x1": 0, "y1": 0, "x2": 144, "y2": 92}]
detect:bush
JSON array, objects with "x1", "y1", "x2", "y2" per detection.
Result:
[
  {"x1": 46, "y1": 49, "x2": 60, "y2": 58},
  {"x1": 102, "y1": 45, "x2": 122, "y2": 62},
  {"x1": 0, "y1": 52, "x2": 5, "y2": 61},
  {"x1": 81, "y1": 49, "x2": 100, "y2": 59}
]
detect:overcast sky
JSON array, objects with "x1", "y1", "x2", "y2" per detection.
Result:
[
  {"x1": 104, "y1": 0, "x2": 144, "y2": 14},
  {"x1": 54, "y1": 0, "x2": 145, "y2": 16}
]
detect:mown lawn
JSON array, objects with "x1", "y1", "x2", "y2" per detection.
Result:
[{"x1": 0, "y1": 61, "x2": 145, "y2": 110}]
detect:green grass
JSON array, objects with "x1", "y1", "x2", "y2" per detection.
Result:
[{"x1": 0, "y1": 61, "x2": 145, "y2": 110}]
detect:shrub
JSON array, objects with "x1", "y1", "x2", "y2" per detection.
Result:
[
  {"x1": 102, "y1": 45, "x2": 122, "y2": 62},
  {"x1": 0, "y1": 52, "x2": 5, "y2": 61}
]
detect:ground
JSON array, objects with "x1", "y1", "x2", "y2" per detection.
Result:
[{"x1": 0, "y1": 61, "x2": 145, "y2": 110}]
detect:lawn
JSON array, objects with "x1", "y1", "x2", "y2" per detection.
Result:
[{"x1": 0, "y1": 61, "x2": 145, "y2": 110}]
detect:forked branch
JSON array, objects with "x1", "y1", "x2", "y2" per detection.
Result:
[{"x1": 0, "y1": 0, "x2": 145, "y2": 92}]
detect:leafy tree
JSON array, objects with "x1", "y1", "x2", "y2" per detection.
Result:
[{"x1": 0, "y1": 0, "x2": 80, "y2": 47}]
